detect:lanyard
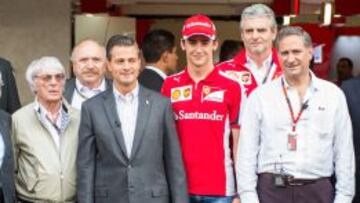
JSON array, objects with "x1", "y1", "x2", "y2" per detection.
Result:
[
  {"x1": 281, "y1": 78, "x2": 309, "y2": 132},
  {"x1": 261, "y1": 61, "x2": 274, "y2": 84},
  {"x1": 75, "y1": 86, "x2": 90, "y2": 100}
]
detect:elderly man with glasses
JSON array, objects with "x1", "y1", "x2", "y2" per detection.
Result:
[{"x1": 11, "y1": 56, "x2": 80, "y2": 203}]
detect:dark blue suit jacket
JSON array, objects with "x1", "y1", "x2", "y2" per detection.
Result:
[
  {"x1": 0, "y1": 109, "x2": 16, "y2": 203},
  {"x1": 341, "y1": 76, "x2": 360, "y2": 203},
  {"x1": 0, "y1": 58, "x2": 21, "y2": 114}
]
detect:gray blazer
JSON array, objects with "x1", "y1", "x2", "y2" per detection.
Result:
[
  {"x1": 63, "y1": 78, "x2": 112, "y2": 103},
  {"x1": 0, "y1": 110, "x2": 16, "y2": 203},
  {"x1": 77, "y1": 85, "x2": 188, "y2": 203}
]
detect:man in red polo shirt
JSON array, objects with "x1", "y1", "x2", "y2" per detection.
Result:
[
  {"x1": 217, "y1": 4, "x2": 282, "y2": 97},
  {"x1": 161, "y1": 14, "x2": 242, "y2": 203}
]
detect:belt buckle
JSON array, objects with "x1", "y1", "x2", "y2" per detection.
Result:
[{"x1": 285, "y1": 175, "x2": 304, "y2": 186}]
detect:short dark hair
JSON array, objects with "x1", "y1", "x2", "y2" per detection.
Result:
[
  {"x1": 219, "y1": 40, "x2": 243, "y2": 62},
  {"x1": 141, "y1": 29, "x2": 175, "y2": 63},
  {"x1": 338, "y1": 57, "x2": 353, "y2": 69},
  {"x1": 106, "y1": 34, "x2": 138, "y2": 60}
]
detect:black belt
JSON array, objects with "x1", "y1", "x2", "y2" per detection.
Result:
[{"x1": 260, "y1": 173, "x2": 327, "y2": 186}]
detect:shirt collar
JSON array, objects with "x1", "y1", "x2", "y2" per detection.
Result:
[
  {"x1": 184, "y1": 66, "x2": 219, "y2": 83},
  {"x1": 75, "y1": 78, "x2": 106, "y2": 92},
  {"x1": 282, "y1": 71, "x2": 319, "y2": 92},
  {"x1": 113, "y1": 82, "x2": 140, "y2": 102},
  {"x1": 145, "y1": 65, "x2": 167, "y2": 79},
  {"x1": 34, "y1": 99, "x2": 67, "y2": 124}
]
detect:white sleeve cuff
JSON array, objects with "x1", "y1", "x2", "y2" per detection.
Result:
[{"x1": 333, "y1": 194, "x2": 353, "y2": 203}]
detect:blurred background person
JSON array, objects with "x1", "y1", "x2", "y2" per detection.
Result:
[
  {"x1": 12, "y1": 56, "x2": 80, "y2": 202},
  {"x1": 0, "y1": 58, "x2": 21, "y2": 114},
  {"x1": 335, "y1": 57, "x2": 354, "y2": 86},
  {"x1": 139, "y1": 29, "x2": 178, "y2": 92},
  {"x1": 64, "y1": 39, "x2": 111, "y2": 110},
  {"x1": 218, "y1": 40, "x2": 243, "y2": 63},
  {"x1": 342, "y1": 75, "x2": 360, "y2": 203}
]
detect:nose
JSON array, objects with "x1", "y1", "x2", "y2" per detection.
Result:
[
  {"x1": 252, "y1": 30, "x2": 260, "y2": 39},
  {"x1": 85, "y1": 59, "x2": 95, "y2": 69}
]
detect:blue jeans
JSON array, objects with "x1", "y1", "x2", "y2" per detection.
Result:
[{"x1": 190, "y1": 195, "x2": 233, "y2": 203}]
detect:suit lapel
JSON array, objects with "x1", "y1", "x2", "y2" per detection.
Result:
[
  {"x1": 130, "y1": 86, "x2": 151, "y2": 160},
  {"x1": 63, "y1": 79, "x2": 76, "y2": 103},
  {"x1": 102, "y1": 90, "x2": 129, "y2": 160}
]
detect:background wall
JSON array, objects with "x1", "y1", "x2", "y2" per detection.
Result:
[{"x1": 0, "y1": 0, "x2": 71, "y2": 105}]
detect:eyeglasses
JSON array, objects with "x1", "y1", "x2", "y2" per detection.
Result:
[{"x1": 35, "y1": 73, "x2": 65, "y2": 82}]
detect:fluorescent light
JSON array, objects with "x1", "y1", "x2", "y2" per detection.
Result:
[
  {"x1": 323, "y1": 2, "x2": 333, "y2": 25},
  {"x1": 283, "y1": 16, "x2": 291, "y2": 25}
]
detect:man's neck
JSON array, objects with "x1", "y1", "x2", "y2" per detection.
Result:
[
  {"x1": 285, "y1": 71, "x2": 311, "y2": 101},
  {"x1": 39, "y1": 100, "x2": 62, "y2": 116},
  {"x1": 247, "y1": 49, "x2": 272, "y2": 68},
  {"x1": 188, "y1": 64, "x2": 214, "y2": 83},
  {"x1": 114, "y1": 82, "x2": 137, "y2": 95}
]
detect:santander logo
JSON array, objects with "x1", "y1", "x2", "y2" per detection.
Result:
[{"x1": 174, "y1": 110, "x2": 224, "y2": 121}]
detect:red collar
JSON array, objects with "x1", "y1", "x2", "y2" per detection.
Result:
[{"x1": 183, "y1": 67, "x2": 219, "y2": 84}]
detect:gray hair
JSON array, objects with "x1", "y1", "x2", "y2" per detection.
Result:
[
  {"x1": 106, "y1": 34, "x2": 139, "y2": 60},
  {"x1": 275, "y1": 26, "x2": 313, "y2": 49},
  {"x1": 26, "y1": 56, "x2": 65, "y2": 93},
  {"x1": 70, "y1": 38, "x2": 106, "y2": 62},
  {"x1": 240, "y1": 4, "x2": 277, "y2": 30}
]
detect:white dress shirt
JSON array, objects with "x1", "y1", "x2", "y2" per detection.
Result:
[
  {"x1": 0, "y1": 132, "x2": 4, "y2": 167},
  {"x1": 145, "y1": 65, "x2": 167, "y2": 79},
  {"x1": 113, "y1": 83, "x2": 139, "y2": 157},
  {"x1": 71, "y1": 78, "x2": 106, "y2": 110},
  {"x1": 236, "y1": 73, "x2": 355, "y2": 203},
  {"x1": 245, "y1": 53, "x2": 277, "y2": 85}
]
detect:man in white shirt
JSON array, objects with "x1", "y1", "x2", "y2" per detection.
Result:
[
  {"x1": 64, "y1": 39, "x2": 111, "y2": 110},
  {"x1": 139, "y1": 29, "x2": 178, "y2": 92},
  {"x1": 236, "y1": 26, "x2": 355, "y2": 203}
]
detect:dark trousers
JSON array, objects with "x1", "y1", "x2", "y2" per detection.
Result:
[
  {"x1": 257, "y1": 174, "x2": 334, "y2": 203},
  {"x1": 0, "y1": 188, "x2": 3, "y2": 203}
]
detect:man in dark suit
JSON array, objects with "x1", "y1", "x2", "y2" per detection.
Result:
[
  {"x1": 139, "y1": 29, "x2": 178, "y2": 92},
  {"x1": 0, "y1": 58, "x2": 21, "y2": 114},
  {"x1": 342, "y1": 76, "x2": 360, "y2": 203},
  {"x1": 77, "y1": 34, "x2": 188, "y2": 203},
  {"x1": 64, "y1": 39, "x2": 111, "y2": 110},
  {"x1": 0, "y1": 84, "x2": 16, "y2": 203}
]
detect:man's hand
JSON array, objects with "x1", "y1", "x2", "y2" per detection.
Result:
[{"x1": 232, "y1": 197, "x2": 241, "y2": 203}]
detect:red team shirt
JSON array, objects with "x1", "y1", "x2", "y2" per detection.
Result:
[
  {"x1": 161, "y1": 68, "x2": 241, "y2": 196},
  {"x1": 216, "y1": 48, "x2": 283, "y2": 97}
]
